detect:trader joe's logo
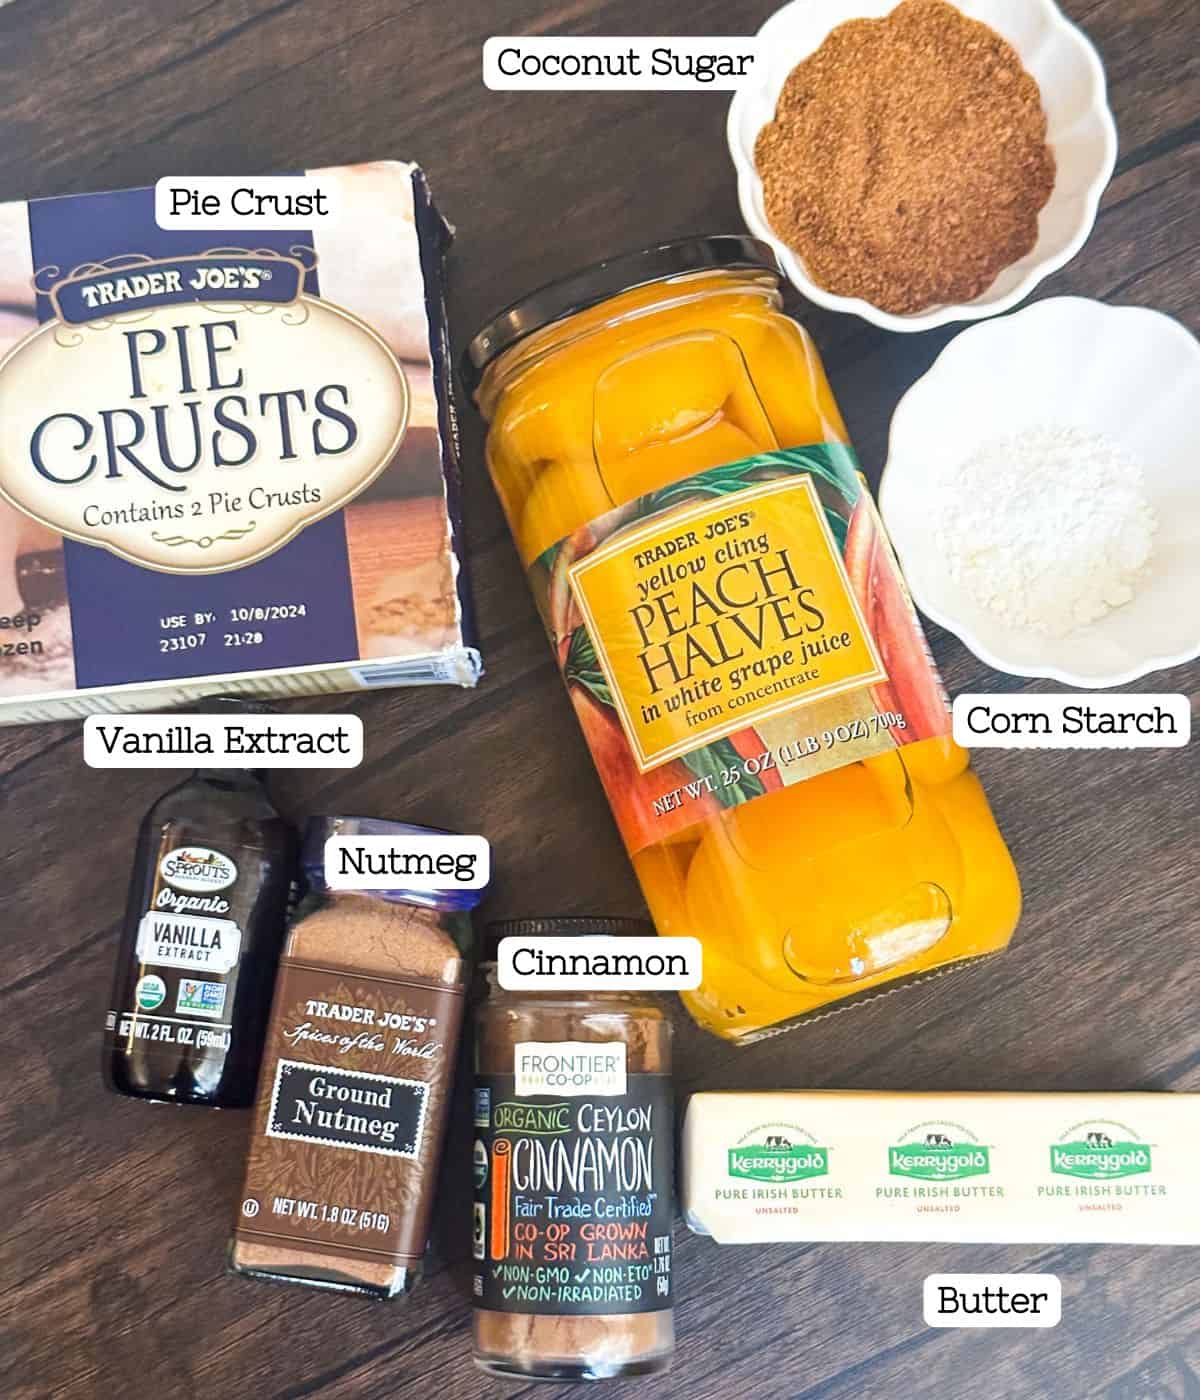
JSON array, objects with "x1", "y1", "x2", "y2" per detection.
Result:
[
  {"x1": 1050, "y1": 1121, "x2": 1152, "y2": 1181},
  {"x1": 889, "y1": 1121, "x2": 990, "y2": 1182},
  {"x1": 728, "y1": 1123, "x2": 828, "y2": 1183}
]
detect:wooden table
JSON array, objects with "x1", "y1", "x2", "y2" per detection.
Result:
[{"x1": 1, "y1": 1, "x2": 1196, "y2": 1396}]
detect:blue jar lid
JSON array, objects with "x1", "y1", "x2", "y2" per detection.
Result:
[{"x1": 303, "y1": 815, "x2": 487, "y2": 913}]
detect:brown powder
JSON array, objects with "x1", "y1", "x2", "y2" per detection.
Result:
[
  {"x1": 231, "y1": 892, "x2": 469, "y2": 1297},
  {"x1": 473, "y1": 989, "x2": 673, "y2": 1377},
  {"x1": 754, "y1": 0, "x2": 1056, "y2": 314}
]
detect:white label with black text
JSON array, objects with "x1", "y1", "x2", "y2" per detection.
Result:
[
  {"x1": 498, "y1": 935, "x2": 702, "y2": 991},
  {"x1": 324, "y1": 833, "x2": 489, "y2": 891},
  {"x1": 136, "y1": 912, "x2": 242, "y2": 974},
  {"x1": 953, "y1": 693, "x2": 1189, "y2": 749},
  {"x1": 924, "y1": 1274, "x2": 1061, "y2": 1328},
  {"x1": 514, "y1": 1041, "x2": 627, "y2": 1098},
  {"x1": 483, "y1": 37, "x2": 760, "y2": 90}
]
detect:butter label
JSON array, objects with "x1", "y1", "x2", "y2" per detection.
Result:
[
  {"x1": 1050, "y1": 1121, "x2": 1152, "y2": 1181},
  {"x1": 889, "y1": 1121, "x2": 991, "y2": 1182},
  {"x1": 727, "y1": 1122, "x2": 830, "y2": 1183}
]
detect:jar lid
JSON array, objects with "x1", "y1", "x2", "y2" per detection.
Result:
[
  {"x1": 485, "y1": 914, "x2": 655, "y2": 957},
  {"x1": 463, "y1": 235, "x2": 781, "y2": 393},
  {"x1": 304, "y1": 815, "x2": 486, "y2": 912}
]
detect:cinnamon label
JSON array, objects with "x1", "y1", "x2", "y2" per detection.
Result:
[
  {"x1": 472, "y1": 1065, "x2": 675, "y2": 1316},
  {"x1": 235, "y1": 959, "x2": 463, "y2": 1267}
]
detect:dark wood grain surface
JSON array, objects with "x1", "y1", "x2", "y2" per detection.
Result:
[{"x1": 0, "y1": 1, "x2": 1197, "y2": 1397}]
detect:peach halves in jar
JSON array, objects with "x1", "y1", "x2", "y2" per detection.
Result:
[{"x1": 466, "y1": 238, "x2": 1021, "y2": 1041}]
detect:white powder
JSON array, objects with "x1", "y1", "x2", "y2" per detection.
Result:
[{"x1": 937, "y1": 425, "x2": 1158, "y2": 638}]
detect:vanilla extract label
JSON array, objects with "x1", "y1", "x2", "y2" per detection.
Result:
[{"x1": 136, "y1": 911, "x2": 242, "y2": 974}]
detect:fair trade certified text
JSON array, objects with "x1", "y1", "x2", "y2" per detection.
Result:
[{"x1": 83, "y1": 713, "x2": 362, "y2": 768}]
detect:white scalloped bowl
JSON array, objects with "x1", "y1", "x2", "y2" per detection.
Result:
[
  {"x1": 879, "y1": 298, "x2": 1200, "y2": 687},
  {"x1": 728, "y1": 0, "x2": 1118, "y2": 332}
]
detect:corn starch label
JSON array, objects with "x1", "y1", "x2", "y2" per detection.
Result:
[{"x1": 530, "y1": 447, "x2": 951, "y2": 854}]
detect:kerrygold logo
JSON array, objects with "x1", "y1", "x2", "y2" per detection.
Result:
[
  {"x1": 889, "y1": 1123, "x2": 990, "y2": 1182},
  {"x1": 1051, "y1": 1123, "x2": 1151, "y2": 1180},
  {"x1": 728, "y1": 1125, "x2": 828, "y2": 1183}
]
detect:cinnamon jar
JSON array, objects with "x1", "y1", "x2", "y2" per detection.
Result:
[
  {"x1": 472, "y1": 917, "x2": 675, "y2": 1380},
  {"x1": 230, "y1": 815, "x2": 483, "y2": 1299}
]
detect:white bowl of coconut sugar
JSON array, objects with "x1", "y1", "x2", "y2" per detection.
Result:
[{"x1": 880, "y1": 297, "x2": 1200, "y2": 687}]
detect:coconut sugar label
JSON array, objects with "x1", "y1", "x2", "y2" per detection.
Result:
[{"x1": 533, "y1": 448, "x2": 952, "y2": 853}]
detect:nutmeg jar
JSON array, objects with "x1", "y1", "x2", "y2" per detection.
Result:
[
  {"x1": 230, "y1": 816, "x2": 483, "y2": 1299},
  {"x1": 472, "y1": 917, "x2": 675, "y2": 1381},
  {"x1": 466, "y1": 238, "x2": 1021, "y2": 1041}
]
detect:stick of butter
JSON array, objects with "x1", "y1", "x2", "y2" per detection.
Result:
[{"x1": 682, "y1": 1091, "x2": 1200, "y2": 1245}]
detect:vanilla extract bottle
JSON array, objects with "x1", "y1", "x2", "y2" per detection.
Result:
[{"x1": 103, "y1": 748, "x2": 297, "y2": 1108}]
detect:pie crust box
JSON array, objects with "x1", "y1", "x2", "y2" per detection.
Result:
[{"x1": 0, "y1": 160, "x2": 480, "y2": 725}]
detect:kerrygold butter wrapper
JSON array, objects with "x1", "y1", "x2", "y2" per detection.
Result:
[
  {"x1": 0, "y1": 160, "x2": 479, "y2": 725},
  {"x1": 682, "y1": 1091, "x2": 1200, "y2": 1245}
]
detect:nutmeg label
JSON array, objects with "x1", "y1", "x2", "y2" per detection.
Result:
[
  {"x1": 236, "y1": 959, "x2": 463, "y2": 1267},
  {"x1": 531, "y1": 447, "x2": 952, "y2": 853}
]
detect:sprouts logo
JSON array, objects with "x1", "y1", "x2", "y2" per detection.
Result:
[
  {"x1": 727, "y1": 1123, "x2": 828, "y2": 1183},
  {"x1": 159, "y1": 846, "x2": 238, "y2": 893},
  {"x1": 889, "y1": 1121, "x2": 990, "y2": 1182},
  {"x1": 1050, "y1": 1121, "x2": 1152, "y2": 1181}
]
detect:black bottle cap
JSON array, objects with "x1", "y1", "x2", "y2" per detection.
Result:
[{"x1": 485, "y1": 915, "x2": 654, "y2": 958}]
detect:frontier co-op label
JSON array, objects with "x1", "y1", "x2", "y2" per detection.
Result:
[{"x1": 0, "y1": 246, "x2": 408, "y2": 574}]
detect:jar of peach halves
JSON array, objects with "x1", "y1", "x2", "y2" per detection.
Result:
[{"x1": 466, "y1": 238, "x2": 1021, "y2": 1041}]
